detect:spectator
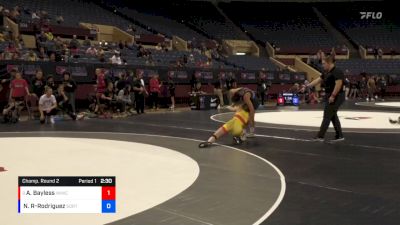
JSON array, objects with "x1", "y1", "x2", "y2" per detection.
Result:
[
  {"x1": 56, "y1": 15, "x2": 64, "y2": 24},
  {"x1": 69, "y1": 35, "x2": 80, "y2": 51},
  {"x1": 117, "y1": 85, "x2": 133, "y2": 112},
  {"x1": 83, "y1": 36, "x2": 91, "y2": 47},
  {"x1": 38, "y1": 47, "x2": 48, "y2": 61},
  {"x1": 4, "y1": 31, "x2": 12, "y2": 42},
  {"x1": 10, "y1": 6, "x2": 20, "y2": 22},
  {"x1": 97, "y1": 47, "x2": 104, "y2": 56},
  {"x1": 190, "y1": 74, "x2": 201, "y2": 93},
  {"x1": 86, "y1": 45, "x2": 97, "y2": 56},
  {"x1": 32, "y1": 11, "x2": 40, "y2": 20},
  {"x1": 24, "y1": 50, "x2": 38, "y2": 61},
  {"x1": 39, "y1": 86, "x2": 57, "y2": 124},
  {"x1": 10, "y1": 70, "x2": 30, "y2": 100},
  {"x1": 358, "y1": 75, "x2": 367, "y2": 100},
  {"x1": 31, "y1": 69, "x2": 46, "y2": 98},
  {"x1": 44, "y1": 31, "x2": 53, "y2": 41},
  {"x1": 367, "y1": 76, "x2": 377, "y2": 101},
  {"x1": 37, "y1": 31, "x2": 47, "y2": 43},
  {"x1": 256, "y1": 72, "x2": 267, "y2": 106},
  {"x1": 188, "y1": 53, "x2": 195, "y2": 63},
  {"x1": 349, "y1": 78, "x2": 358, "y2": 99},
  {"x1": 149, "y1": 74, "x2": 161, "y2": 110},
  {"x1": 176, "y1": 58, "x2": 183, "y2": 68},
  {"x1": 54, "y1": 36, "x2": 63, "y2": 49},
  {"x1": 61, "y1": 43, "x2": 70, "y2": 61},
  {"x1": 49, "y1": 52, "x2": 56, "y2": 62},
  {"x1": 211, "y1": 48, "x2": 220, "y2": 60},
  {"x1": 373, "y1": 47, "x2": 378, "y2": 59},
  {"x1": 213, "y1": 74, "x2": 224, "y2": 109},
  {"x1": 225, "y1": 73, "x2": 237, "y2": 104},
  {"x1": 377, "y1": 76, "x2": 387, "y2": 101},
  {"x1": 5, "y1": 42, "x2": 17, "y2": 54},
  {"x1": 11, "y1": 52, "x2": 21, "y2": 61},
  {"x1": 155, "y1": 43, "x2": 162, "y2": 51},
  {"x1": 118, "y1": 41, "x2": 124, "y2": 50},
  {"x1": 2, "y1": 9, "x2": 10, "y2": 18},
  {"x1": 1, "y1": 52, "x2": 13, "y2": 60},
  {"x1": 132, "y1": 73, "x2": 146, "y2": 114},
  {"x1": 46, "y1": 75, "x2": 58, "y2": 93},
  {"x1": 110, "y1": 51, "x2": 122, "y2": 65},
  {"x1": 15, "y1": 35, "x2": 24, "y2": 50},
  {"x1": 206, "y1": 58, "x2": 213, "y2": 67},
  {"x1": 0, "y1": 68, "x2": 16, "y2": 87},
  {"x1": 115, "y1": 72, "x2": 127, "y2": 92},
  {"x1": 126, "y1": 24, "x2": 135, "y2": 33},
  {"x1": 2, "y1": 70, "x2": 27, "y2": 120},
  {"x1": 100, "y1": 82, "x2": 117, "y2": 114},
  {"x1": 137, "y1": 47, "x2": 146, "y2": 58},
  {"x1": 40, "y1": 10, "x2": 49, "y2": 20},
  {"x1": 56, "y1": 84, "x2": 78, "y2": 120},
  {"x1": 145, "y1": 51, "x2": 153, "y2": 65},
  {"x1": 378, "y1": 48, "x2": 383, "y2": 59},
  {"x1": 98, "y1": 52, "x2": 105, "y2": 63},
  {"x1": 344, "y1": 77, "x2": 350, "y2": 100},
  {"x1": 62, "y1": 71, "x2": 77, "y2": 114},
  {"x1": 167, "y1": 74, "x2": 176, "y2": 110},
  {"x1": 95, "y1": 68, "x2": 106, "y2": 113},
  {"x1": 162, "y1": 42, "x2": 169, "y2": 52}
]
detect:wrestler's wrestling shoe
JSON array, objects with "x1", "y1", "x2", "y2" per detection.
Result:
[
  {"x1": 198, "y1": 142, "x2": 213, "y2": 148},
  {"x1": 246, "y1": 127, "x2": 256, "y2": 138},
  {"x1": 233, "y1": 136, "x2": 243, "y2": 145},
  {"x1": 246, "y1": 132, "x2": 255, "y2": 138}
]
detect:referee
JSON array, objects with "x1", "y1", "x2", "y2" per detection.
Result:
[{"x1": 302, "y1": 55, "x2": 345, "y2": 142}]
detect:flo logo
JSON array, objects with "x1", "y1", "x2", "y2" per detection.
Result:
[
  {"x1": 360, "y1": 12, "x2": 382, "y2": 19},
  {"x1": 344, "y1": 117, "x2": 372, "y2": 120}
]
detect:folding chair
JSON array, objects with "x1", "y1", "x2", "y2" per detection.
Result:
[{"x1": 26, "y1": 95, "x2": 40, "y2": 120}]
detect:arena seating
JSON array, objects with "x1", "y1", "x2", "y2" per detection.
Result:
[
  {"x1": 170, "y1": 1, "x2": 249, "y2": 41},
  {"x1": 0, "y1": 0, "x2": 149, "y2": 35},
  {"x1": 336, "y1": 59, "x2": 400, "y2": 75},
  {"x1": 110, "y1": 1, "x2": 248, "y2": 41},
  {"x1": 220, "y1": 2, "x2": 344, "y2": 54},
  {"x1": 116, "y1": 6, "x2": 207, "y2": 41},
  {"x1": 277, "y1": 58, "x2": 295, "y2": 66},
  {"x1": 317, "y1": 2, "x2": 400, "y2": 54},
  {"x1": 224, "y1": 55, "x2": 278, "y2": 71},
  {"x1": 0, "y1": 0, "x2": 399, "y2": 100}
]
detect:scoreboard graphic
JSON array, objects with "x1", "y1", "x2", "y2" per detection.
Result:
[
  {"x1": 277, "y1": 93, "x2": 300, "y2": 106},
  {"x1": 18, "y1": 176, "x2": 116, "y2": 214}
]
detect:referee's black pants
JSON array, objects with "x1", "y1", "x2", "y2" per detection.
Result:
[{"x1": 317, "y1": 93, "x2": 345, "y2": 138}]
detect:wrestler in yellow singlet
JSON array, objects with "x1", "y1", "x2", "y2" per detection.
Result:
[
  {"x1": 221, "y1": 108, "x2": 249, "y2": 137},
  {"x1": 199, "y1": 87, "x2": 259, "y2": 148}
]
